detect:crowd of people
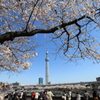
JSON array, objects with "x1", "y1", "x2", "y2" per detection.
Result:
[
  {"x1": 6, "y1": 91, "x2": 27, "y2": 100},
  {"x1": 31, "y1": 90, "x2": 54, "y2": 100},
  {"x1": 3, "y1": 89, "x2": 100, "y2": 100},
  {"x1": 6, "y1": 89, "x2": 54, "y2": 100},
  {"x1": 61, "y1": 89, "x2": 99, "y2": 100}
]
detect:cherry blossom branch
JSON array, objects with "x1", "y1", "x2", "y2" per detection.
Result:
[
  {"x1": 0, "y1": 15, "x2": 86, "y2": 44},
  {"x1": 25, "y1": 0, "x2": 40, "y2": 31}
]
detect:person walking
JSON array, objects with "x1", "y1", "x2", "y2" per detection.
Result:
[{"x1": 47, "y1": 90, "x2": 54, "y2": 100}]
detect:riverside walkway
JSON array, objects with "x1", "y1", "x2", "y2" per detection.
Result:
[{"x1": 26, "y1": 96, "x2": 95, "y2": 100}]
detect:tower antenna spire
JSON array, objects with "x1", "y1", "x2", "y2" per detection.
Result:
[{"x1": 46, "y1": 42, "x2": 48, "y2": 51}]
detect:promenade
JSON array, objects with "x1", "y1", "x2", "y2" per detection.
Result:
[
  {"x1": 26, "y1": 97, "x2": 62, "y2": 100},
  {"x1": 26, "y1": 96, "x2": 95, "y2": 100}
]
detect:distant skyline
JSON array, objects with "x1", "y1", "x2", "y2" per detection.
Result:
[{"x1": 0, "y1": 33, "x2": 100, "y2": 85}]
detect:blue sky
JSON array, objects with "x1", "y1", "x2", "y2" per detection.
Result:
[{"x1": 0, "y1": 32, "x2": 100, "y2": 85}]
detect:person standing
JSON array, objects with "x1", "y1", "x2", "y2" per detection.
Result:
[
  {"x1": 76, "y1": 92, "x2": 81, "y2": 100},
  {"x1": 20, "y1": 91, "x2": 23, "y2": 100},
  {"x1": 34, "y1": 91, "x2": 40, "y2": 100},
  {"x1": 22, "y1": 91, "x2": 27, "y2": 100},
  {"x1": 93, "y1": 90, "x2": 99, "y2": 100},
  {"x1": 39, "y1": 91, "x2": 44, "y2": 100},
  {"x1": 62, "y1": 90, "x2": 67, "y2": 100},
  {"x1": 12, "y1": 94, "x2": 19, "y2": 100},
  {"x1": 84, "y1": 91, "x2": 90, "y2": 100},
  {"x1": 47, "y1": 90, "x2": 54, "y2": 100},
  {"x1": 31, "y1": 92, "x2": 35, "y2": 100},
  {"x1": 42, "y1": 91, "x2": 48, "y2": 100},
  {"x1": 8, "y1": 92, "x2": 13, "y2": 100},
  {"x1": 68, "y1": 90, "x2": 72, "y2": 100}
]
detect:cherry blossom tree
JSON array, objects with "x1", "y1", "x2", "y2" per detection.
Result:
[{"x1": 0, "y1": 0, "x2": 100, "y2": 72}]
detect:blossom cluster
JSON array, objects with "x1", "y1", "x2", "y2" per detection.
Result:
[
  {"x1": 0, "y1": 43, "x2": 38, "y2": 72},
  {"x1": 0, "y1": 0, "x2": 100, "y2": 71},
  {"x1": 1, "y1": 0, "x2": 99, "y2": 32}
]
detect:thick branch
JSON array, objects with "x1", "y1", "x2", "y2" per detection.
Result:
[{"x1": 0, "y1": 15, "x2": 86, "y2": 44}]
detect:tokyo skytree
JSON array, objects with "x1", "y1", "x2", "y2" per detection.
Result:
[{"x1": 45, "y1": 50, "x2": 50, "y2": 85}]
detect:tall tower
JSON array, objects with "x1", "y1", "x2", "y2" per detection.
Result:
[{"x1": 45, "y1": 51, "x2": 50, "y2": 85}]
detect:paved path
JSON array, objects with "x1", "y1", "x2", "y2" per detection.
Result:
[
  {"x1": 26, "y1": 97, "x2": 62, "y2": 100},
  {"x1": 26, "y1": 97, "x2": 31, "y2": 100}
]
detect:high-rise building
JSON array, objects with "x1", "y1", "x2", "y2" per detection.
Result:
[
  {"x1": 96, "y1": 77, "x2": 100, "y2": 81},
  {"x1": 45, "y1": 51, "x2": 50, "y2": 85},
  {"x1": 38, "y1": 77, "x2": 43, "y2": 85}
]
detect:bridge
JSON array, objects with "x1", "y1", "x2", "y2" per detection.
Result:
[{"x1": 14, "y1": 81, "x2": 100, "y2": 90}]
